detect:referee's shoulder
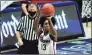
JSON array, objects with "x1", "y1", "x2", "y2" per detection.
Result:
[{"x1": 21, "y1": 15, "x2": 28, "y2": 19}]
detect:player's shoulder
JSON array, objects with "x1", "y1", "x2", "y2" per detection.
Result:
[{"x1": 49, "y1": 34, "x2": 57, "y2": 42}]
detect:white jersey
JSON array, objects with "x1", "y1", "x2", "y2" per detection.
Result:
[{"x1": 38, "y1": 32, "x2": 56, "y2": 54}]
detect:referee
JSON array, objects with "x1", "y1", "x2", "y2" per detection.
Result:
[{"x1": 16, "y1": 3, "x2": 39, "y2": 54}]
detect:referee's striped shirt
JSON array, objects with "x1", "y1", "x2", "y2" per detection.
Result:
[{"x1": 16, "y1": 15, "x2": 38, "y2": 41}]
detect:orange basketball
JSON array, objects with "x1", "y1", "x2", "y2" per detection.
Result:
[{"x1": 41, "y1": 3, "x2": 55, "y2": 16}]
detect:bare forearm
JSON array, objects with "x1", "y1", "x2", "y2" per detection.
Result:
[
  {"x1": 48, "y1": 19, "x2": 57, "y2": 37},
  {"x1": 16, "y1": 31, "x2": 22, "y2": 42},
  {"x1": 34, "y1": 19, "x2": 39, "y2": 30},
  {"x1": 34, "y1": 10, "x2": 40, "y2": 29},
  {"x1": 33, "y1": 9, "x2": 41, "y2": 35},
  {"x1": 22, "y1": 3, "x2": 29, "y2": 15}
]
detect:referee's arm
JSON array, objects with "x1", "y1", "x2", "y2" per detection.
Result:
[
  {"x1": 16, "y1": 17, "x2": 24, "y2": 46},
  {"x1": 20, "y1": 1, "x2": 31, "y2": 15},
  {"x1": 21, "y1": 3, "x2": 28, "y2": 15}
]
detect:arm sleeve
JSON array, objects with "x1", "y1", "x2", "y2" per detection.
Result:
[{"x1": 16, "y1": 17, "x2": 24, "y2": 32}]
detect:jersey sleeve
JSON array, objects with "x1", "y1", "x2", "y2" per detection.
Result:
[{"x1": 16, "y1": 16, "x2": 24, "y2": 32}]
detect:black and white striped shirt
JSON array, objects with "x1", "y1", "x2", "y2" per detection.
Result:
[{"x1": 17, "y1": 15, "x2": 38, "y2": 41}]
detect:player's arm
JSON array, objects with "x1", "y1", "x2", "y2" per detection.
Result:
[
  {"x1": 33, "y1": 5, "x2": 41, "y2": 36},
  {"x1": 47, "y1": 17, "x2": 57, "y2": 41},
  {"x1": 33, "y1": 18, "x2": 40, "y2": 36},
  {"x1": 21, "y1": 2, "x2": 29, "y2": 15}
]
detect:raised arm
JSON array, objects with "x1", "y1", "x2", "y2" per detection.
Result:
[
  {"x1": 33, "y1": 5, "x2": 41, "y2": 36},
  {"x1": 21, "y1": 2, "x2": 29, "y2": 15},
  {"x1": 47, "y1": 17, "x2": 57, "y2": 41}
]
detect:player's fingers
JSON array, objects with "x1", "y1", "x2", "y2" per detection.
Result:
[
  {"x1": 37, "y1": 5, "x2": 41, "y2": 17},
  {"x1": 38, "y1": 5, "x2": 41, "y2": 11}
]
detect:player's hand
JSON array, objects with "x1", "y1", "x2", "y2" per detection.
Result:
[
  {"x1": 38, "y1": 5, "x2": 41, "y2": 11},
  {"x1": 37, "y1": 4, "x2": 41, "y2": 17},
  {"x1": 46, "y1": 16, "x2": 53, "y2": 20},
  {"x1": 18, "y1": 40, "x2": 23, "y2": 46}
]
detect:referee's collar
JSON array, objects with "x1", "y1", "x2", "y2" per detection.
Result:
[{"x1": 28, "y1": 14, "x2": 37, "y2": 20}]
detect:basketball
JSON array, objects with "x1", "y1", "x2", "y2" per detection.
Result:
[{"x1": 41, "y1": 3, "x2": 55, "y2": 16}]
